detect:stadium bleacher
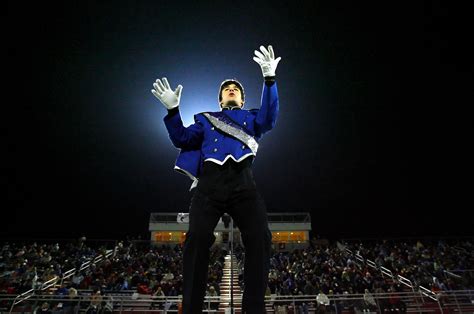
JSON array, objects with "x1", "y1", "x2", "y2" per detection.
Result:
[{"x1": 1, "y1": 237, "x2": 473, "y2": 313}]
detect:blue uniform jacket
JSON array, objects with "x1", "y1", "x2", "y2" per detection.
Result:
[{"x1": 163, "y1": 81, "x2": 279, "y2": 189}]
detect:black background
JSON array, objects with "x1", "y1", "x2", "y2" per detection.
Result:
[{"x1": 4, "y1": 1, "x2": 473, "y2": 241}]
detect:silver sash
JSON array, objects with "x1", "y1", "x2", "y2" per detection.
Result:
[{"x1": 202, "y1": 113, "x2": 259, "y2": 154}]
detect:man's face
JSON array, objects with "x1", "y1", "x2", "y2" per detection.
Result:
[{"x1": 220, "y1": 83, "x2": 244, "y2": 108}]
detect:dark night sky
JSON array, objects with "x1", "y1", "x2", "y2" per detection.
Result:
[{"x1": 4, "y1": 1, "x2": 473, "y2": 240}]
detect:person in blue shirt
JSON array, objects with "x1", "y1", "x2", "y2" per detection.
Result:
[{"x1": 152, "y1": 45, "x2": 281, "y2": 314}]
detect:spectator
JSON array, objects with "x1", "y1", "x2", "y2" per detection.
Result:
[
  {"x1": 38, "y1": 301, "x2": 52, "y2": 313},
  {"x1": 206, "y1": 285, "x2": 219, "y2": 310},
  {"x1": 86, "y1": 288, "x2": 103, "y2": 314},
  {"x1": 151, "y1": 285, "x2": 166, "y2": 310}
]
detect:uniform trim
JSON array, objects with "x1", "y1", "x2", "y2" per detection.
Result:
[
  {"x1": 174, "y1": 166, "x2": 199, "y2": 191},
  {"x1": 204, "y1": 153, "x2": 256, "y2": 165}
]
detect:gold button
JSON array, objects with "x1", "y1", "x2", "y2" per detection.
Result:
[
  {"x1": 214, "y1": 138, "x2": 218, "y2": 142},
  {"x1": 213, "y1": 148, "x2": 218, "y2": 152}
]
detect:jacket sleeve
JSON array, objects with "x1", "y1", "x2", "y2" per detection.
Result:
[
  {"x1": 254, "y1": 80, "x2": 279, "y2": 136},
  {"x1": 163, "y1": 108, "x2": 204, "y2": 149}
]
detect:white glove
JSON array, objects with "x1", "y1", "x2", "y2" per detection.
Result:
[
  {"x1": 151, "y1": 77, "x2": 183, "y2": 110},
  {"x1": 253, "y1": 45, "x2": 282, "y2": 77}
]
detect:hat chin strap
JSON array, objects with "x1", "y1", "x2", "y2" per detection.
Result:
[
  {"x1": 221, "y1": 101, "x2": 243, "y2": 111},
  {"x1": 221, "y1": 105, "x2": 243, "y2": 111}
]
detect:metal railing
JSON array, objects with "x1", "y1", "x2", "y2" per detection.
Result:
[
  {"x1": 59, "y1": 249, "x2": 114, "y2": 285},
  {"x1": 2, "y1": 290, "x2": 474, "y2": 313},
  {"x1": 8, "y1": 276, "x2": 58, "y2": 313},
  {"x1": 6, "y1": 249, "x2": 114, "y2": 313},
  {"x1": 342, "y1": 243, "x2": 440, "y2": 312}
]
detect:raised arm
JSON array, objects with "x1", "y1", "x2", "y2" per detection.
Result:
[
  {"x1": 253, "y1": 45, "x2": 281, "y2": 135},
  {"x1": 152, "y1": 77, "x2": 203, "y2": 149}
]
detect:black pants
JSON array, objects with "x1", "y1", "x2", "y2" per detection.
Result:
[{"x1": 182, "y1": 158, "x2": 272, "y2": 314}]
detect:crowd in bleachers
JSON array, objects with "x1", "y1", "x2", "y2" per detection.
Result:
[
  {"x1": 267, "y1": 244, "x2": 383, "y2": 296},
  {"x1": 0, "y1": 237, "x2": 105, "y2": 295},
  {"x1": 1, "y1": 236, "x2": 473, "y2": 312},
  {"x1": 78, "y1": 240, "x2": 225, "y2": 298},
  {"x1": 343, "y1": 238, "x2": 474, "y2": 292},
  {"x1": 264, "y1": 239, "x2": 411, "y2": 312},
  {"x1": 1, "y1": 238, "x2": 227, "y2": 313}
]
